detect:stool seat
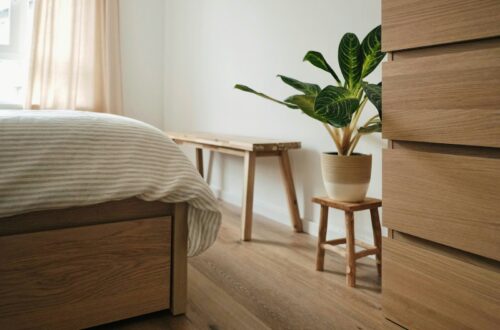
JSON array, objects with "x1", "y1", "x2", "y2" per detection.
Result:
[
  {"x1": 313, "y1": 196, "x2": 382, "y2": 288},
  {"x1": 312, "y1": 197, "x2": 382, "y2": 212}
]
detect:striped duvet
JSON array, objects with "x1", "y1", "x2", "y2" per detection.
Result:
[{"x1": 0, "y1": 110, "x2": 221, "y2": 256}]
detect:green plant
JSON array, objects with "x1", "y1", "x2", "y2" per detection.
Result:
[{"x1": 235, "y1": 26, "x2": 384, "y2": 156}]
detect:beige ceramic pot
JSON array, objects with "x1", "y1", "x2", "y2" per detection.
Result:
[{"x1": 321, "y1": 152, "x2": 372, "y2": 202}]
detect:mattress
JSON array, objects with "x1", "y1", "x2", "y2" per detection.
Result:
[{"x1": 0, "y1": 110, "x2": 221, "y2": 256}]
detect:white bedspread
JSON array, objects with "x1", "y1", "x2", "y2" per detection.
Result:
[{"x1": 0, "y1": 110, "x2": 221, "y2": 256}]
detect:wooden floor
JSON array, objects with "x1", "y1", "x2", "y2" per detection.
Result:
[{"x1": 94, "y1": 202, "x2": 394, "y2": 330}]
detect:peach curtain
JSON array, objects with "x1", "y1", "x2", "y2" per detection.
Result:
[{"x1": 25, "y1": 0, "x2": 123, "y2": 114}]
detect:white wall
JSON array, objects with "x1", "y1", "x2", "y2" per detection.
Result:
[
  {"x1": 120, "y1": 0, "x2": 164, "y2": 128},
  {"x1": 163, "y1": 0, "x2": 385, "y2": 243}
]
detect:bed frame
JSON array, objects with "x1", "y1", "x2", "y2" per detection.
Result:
[{"x1": 0, "y1": 198, "x2": 188, "y2": 329}]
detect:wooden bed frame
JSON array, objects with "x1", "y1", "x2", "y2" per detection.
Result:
[{"x1": 0, "y1": 198, "x2": 188, "y2": 329}]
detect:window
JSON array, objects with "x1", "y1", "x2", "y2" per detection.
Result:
[
  {"x1": 0, "y1": 0, "x2": 11, "y2": 45},
  {"x1": 0, "y1": 0, "x2": 34, "y2": 109}
]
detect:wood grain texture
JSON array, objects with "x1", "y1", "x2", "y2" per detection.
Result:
[
  {"x1": 383, "y1": 149, "x2": 500, "y2": 261},
  {"x1": 170, "y1": 132, "x2": 303, "y2": 240},
  {"x1": 345, "y1": 211, "x2": 356, "y2": 287},
  {"x1": 167, "y1": 131, "x2": 301, "y2": 152},
  {"x1": 96, "y1": 202, "x2": 393, "y2": 330},
  {"x1": 383, "y1": 236, "x2": 500, "y2": 329},
  {"x1": 383, "y1": 41, "x2": 500, "y2": 148},
  {"x1": 315, "y1": 205, "x2": 329, "y2": 271},
  {"x1": 241, "y1": 151, "x2": 256, "y2": 241},
  {"x1": 314, "y1": 200, "x2": 382, "y2": 288},
  {"x1": 370, "y1": 208, "x2": 382, "y2": 276},
  {"x1": 382, "y1": 0, "x2": 500, "y2": 51},
  {"x1": 0, "y1": 217, "x2": 172, "y2": 330},
  {"x1": 278, "y1": 150, "x2": 303, "y2": 233},
  {"x1": 0, "y1": 198, "x2": 173, "y2": 236},
  {"x1": 312, "y1": 196, "x2": 381, "y2": 212},
  {"x1": 171, "y1": 203, "x2": 188, "y2": 315},
  {"x1": 392, "y1": 140, "x2": 500, "y2": 159}
]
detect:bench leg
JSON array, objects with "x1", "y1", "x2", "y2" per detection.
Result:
[
  {"x1": 345, "y1": 211, "x2": 356, "y2": 287},
  {"x1": 241, "y1": 151, "x2": 256, "y2": 241},
  {"x1": 195, "y1": 148, "x2": 204, "y2": 178},
  {"x1": 370, "y1": 207, "x2": 382, "y2": 276},
  {"x1": 316, "y1": 205, "x2": 329, "y2": 271},
  {"x1": 278, "y1": 150, "x2": 303, "y2": 233}
]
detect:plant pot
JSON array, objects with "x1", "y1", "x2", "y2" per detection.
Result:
[{"x1": 321, "y1": 152, "x2": 372, "y2": 202}]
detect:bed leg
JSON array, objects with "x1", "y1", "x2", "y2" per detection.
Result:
[{"x1": 171, "y1": 203, "x2": 188, "y2": 315}]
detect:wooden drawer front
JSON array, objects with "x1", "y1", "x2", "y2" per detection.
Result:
[
  {"x1": 383, "y1": 237, "x2": 500, "y2": 329},
  {"x1": 382, "y1": 0, "x2": 500, "y2": 51},
  {"x1": 383, "y1": 43, "x2": 500, "y2": 148},
  {"x1": 383, "y1": 149, "x2": 500, "y2": 260},
  {"x1": 0, "y1": 217, "x2": 172, "y2": 330}
]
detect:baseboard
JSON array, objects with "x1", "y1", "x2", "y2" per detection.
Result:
[{"x1": 210, "y1": 185, "x2": 375, "y2": 243}]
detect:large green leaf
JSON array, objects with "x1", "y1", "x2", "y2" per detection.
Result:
[
  {"x1": 361, "y1": 26, "x2": 385, "y2": 78},
  {"x1": 285, "y1": 95, "x2": 327, "y2": 123},
  {"x1": 277, "y1": 75, "x2": 321, "y2": 96},
  {"x1": 338, "y1": 33, "x2": 362, "y2": 90},
  {"x1": 234, "y1": 84, "x2": 298, "y2": 109},
  {"x1": 314, "y1": 86, "x2": 360, "y2": 127},
  {"x1": 362, "y1": 82, "x2": 382, "y2": 118},
  {"x1": 303, "y1": 51, "x2": 341, "y2": 84}
]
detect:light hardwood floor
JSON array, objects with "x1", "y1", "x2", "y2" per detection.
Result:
[{"x1": 94, "y1": 202, "x2": 393, "y2": 330}]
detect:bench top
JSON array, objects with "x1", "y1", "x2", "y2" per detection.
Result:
[
  {"x1": 312, "y1": 197, "x2": 382, "y2": 212},
  {"x1": 167, "y1": 132, "x2": 301, "y2": 152}
]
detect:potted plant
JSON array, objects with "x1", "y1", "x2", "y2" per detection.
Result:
[{"x1": 235, "y1": 26, "x2": 384, "y2": 202}]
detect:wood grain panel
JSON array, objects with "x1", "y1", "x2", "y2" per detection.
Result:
[
  {"x1": 383, "y1": 237, "x2": 500, "y2": 329},
  {"x1": 383, "y1": 42, "x2": 500, "y2": 148},
  {"x1": 383, "y1": 149, "x2": 500, "y2": 260},
  {"x1": 0, "y1": 217, "x2": 172, "y2": 330},
  {"x1": 392, "y1": 140, "x2": 500, "y2": 160},
  {"x1": 0, "y1": 198, "x2": 172, "y2": 236},
  {"x1": 167, "y1": 131, "x2": 301, "y2": 152},
  {"x1": 382, "y1": 0, "x2": 500, "y2": 51}
]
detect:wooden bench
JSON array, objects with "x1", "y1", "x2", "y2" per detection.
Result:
[{"x1": 167, "y1": 132, "x2": 303, "y2": 240}]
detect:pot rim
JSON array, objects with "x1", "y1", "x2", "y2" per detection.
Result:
[{"x1": 322, "y1": 152, "x2": 372, "y2": 157}]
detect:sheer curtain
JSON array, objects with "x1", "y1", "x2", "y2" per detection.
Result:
[{"x1": 25, "y1": 0, "x2": 123, "y2": 114}]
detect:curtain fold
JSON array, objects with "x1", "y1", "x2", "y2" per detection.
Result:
[{"x1": 25, "y1": 0, "x2": 123, "y2": 114}]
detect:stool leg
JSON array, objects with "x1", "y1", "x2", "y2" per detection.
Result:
[
  {"x1": 370, "y1": 208, "x2": 382, "y2": 276},
  {"x1": 345, "y1": 211, "x2": 356, "y2": 287},
  {"x1": 316, "y1": 205, "x2": 329, "y2": 271}
]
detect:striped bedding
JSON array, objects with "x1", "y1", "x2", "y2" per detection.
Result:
[{"x1": 0, "y1": 110, "x2": 221, "y2": 256}]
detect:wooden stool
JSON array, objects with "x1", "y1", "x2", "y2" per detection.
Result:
[{"x1": 312, "y1": 197, "x2": 382, "y2": 287}]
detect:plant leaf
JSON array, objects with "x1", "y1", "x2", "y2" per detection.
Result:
[
  {"x1": 362, "y1": 82, "x2": 382, "y2": 118},
  {"x1": 358, "y1": 120, "x2": 381, "y2": 134},
  {"x1": 338, "y1": 33, "x2": 363, "y2": 90},
  {"x1": 303, "y1": 51, "x2": 341, "y2": 84},
  {"x1": 361, "y1": 26, "x2": 385, "y2": 78},
  {"x1": 234, "y1": 84, "x2": 299, "y2": 109},
  {"x1": 277, "y1": 75, "x2": 321, "y2": 96},
  {"x1": 314, "y1": 86, "x2": 360, "y2": 127},
  {"x1": 285, "y1": 95, "x2": 327, "y2": 122}
]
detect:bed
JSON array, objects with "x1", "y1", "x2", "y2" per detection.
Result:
[{"x1": 0, "y1": 110, "x2": 221, "y2": 329}]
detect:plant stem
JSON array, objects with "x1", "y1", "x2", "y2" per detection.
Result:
[
  {"x1": 346, "y1": 114, "x2": 380, "y2": 156},
  {"x1": 341, "y1": 126, "x2": 351, "y2": 155},
  {"x1": 347, "y1": 136, "x2": 359, "y2": 156},
  {"x1": 323, "y1": 123, "x2": 343, "y2": 155},
  {"x1": 363, "y1": 114, "x2": 379, "y2": 126},
  {"x1": 349, "y1": 97, "x2": 368, "y2": 132}
]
